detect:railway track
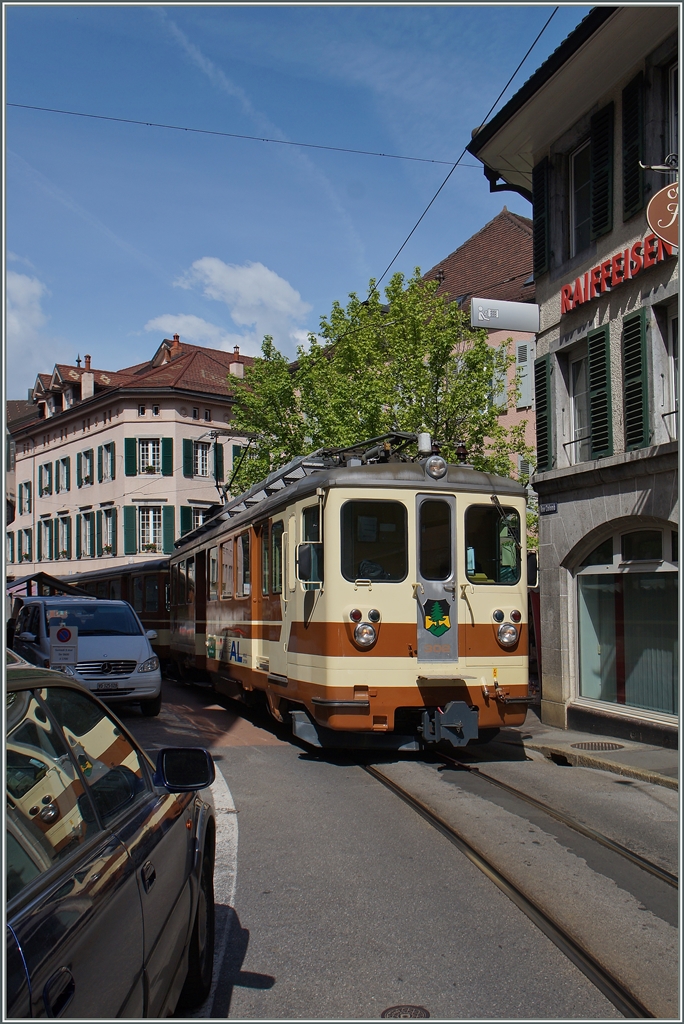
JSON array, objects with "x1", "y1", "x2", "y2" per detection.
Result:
[
  {"x1": 434, "y1": 752, "x2": 678, "y2": 889},
  {"x1": 363, "y1": 762, "x2": 659, "y2": 1019}
]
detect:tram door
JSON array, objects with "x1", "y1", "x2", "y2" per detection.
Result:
[{"x1": 415, "y1": 495, "x2": 457, "y2": 662}]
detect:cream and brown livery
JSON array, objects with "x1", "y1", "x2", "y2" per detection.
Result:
[{"x1": 170, "y1": 433, "x2": 531, "y2": 749}]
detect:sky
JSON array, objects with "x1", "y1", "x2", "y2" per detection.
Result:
[{"x1": 5, "y1": 3, "x2": 592, "y2": 398}]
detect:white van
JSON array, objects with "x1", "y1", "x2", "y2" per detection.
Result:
[{"x1": 12, "y1": 597, "x2": 163, "y2": 716}]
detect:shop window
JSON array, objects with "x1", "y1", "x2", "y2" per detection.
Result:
[
  {"x1": 621, "y1": 531, "x2": 662, "y2": 562},
  {"x1": 580, "y1": 537, "x2": 613, "y2": 568}
]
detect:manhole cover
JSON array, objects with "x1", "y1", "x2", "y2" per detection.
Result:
[
  {"x1": 570, "y1": 741, "x2": 624, "y2": 751},
  {"x1": 381, "y1": 1007, "x2": 430, "y2": 1019}
]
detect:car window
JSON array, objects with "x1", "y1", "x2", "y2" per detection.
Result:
[
  {"x1": 15, "y1": 607, "x2": 30, "y2": 634},
  {"x1": 39, "y1": 687, "x2": 151, "y2": 824},
  {"x1": 6, "y1": 689, "x2": 101, "y2": 901},
  {"x1": 43, "y1": 602, "x2": 143, "y2": 637}
]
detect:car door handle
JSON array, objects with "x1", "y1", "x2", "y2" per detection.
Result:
[
  {"x1": 44, "y1": 966, "x2": 75, "y2": 1017},
  {"x1": 141, "y1": 861, "x2": 156, "y2": 893}
]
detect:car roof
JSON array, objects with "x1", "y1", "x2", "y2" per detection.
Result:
[
  {"x1": 22, "y1": 597, "x2": 127, "y2": 605},
  {"x1": 6, "y1": 663, "x2": 94, "y2": 693}
]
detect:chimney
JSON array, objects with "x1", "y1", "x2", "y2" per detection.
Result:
[
  {"x1": 81, "y1": 369, "x2": 95, "y2": 400},
  {"x1": 76, "y1": 355, "x2": 81, "y2": 367},
  {"x1": 229, "y1": 345, "x2": 244, "y2": 378},
  {"x1": 170, "y1": 334, "x2": 182, "y2": 359},
  {"x1": 84, "y1": 354, "x2": 91, "y2": 371}
]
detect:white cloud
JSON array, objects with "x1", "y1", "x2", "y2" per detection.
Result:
[
  {"x1": 146, "y1": 258, "x2": 313, "y2": 356},
  {"x1": 6, "y1": 270, "x2": 59, "y2": 395}
]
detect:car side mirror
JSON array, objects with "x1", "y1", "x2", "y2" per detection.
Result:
[
  {"x1": 153, "y1": 748, "x2": 215, "y2": 792},
  {"x1": 146, "y1": 629, "x2": 158, "y2": 640},
  {"x1": 18, "y1": 632, "x2": 37, "y2": 643},
  {"x1": 527, "y1": 551, "x2": 538, "y2": 589}
]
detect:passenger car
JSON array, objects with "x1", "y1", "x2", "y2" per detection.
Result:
[
  {"x1": 6, "y1": 656, "x2": 217, "y2": 1018},
  {"x1": 12, "y1": 596, "x2": 164, "y2": 716}
]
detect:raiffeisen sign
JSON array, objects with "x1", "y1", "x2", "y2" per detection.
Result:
[{"x1": 560, "y1": 233, "x2": 676, "y2": 315}]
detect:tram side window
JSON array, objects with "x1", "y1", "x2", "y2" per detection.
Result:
[
  {"x1": 236, "y1": 533, "x2": 251, "y2": 597},
  {"x1": 465, "y1": 505, "x2": 521, "y2": 585},
  {"x1": 261, "y1": 527, "x2": 269, "y2": 596},
  {"x1": 96, "y1": 582, "x2": 107, "y2": 599},
  {"x1": 303, "y1": 505, "x2": 320, "y2": 541},
  {"x1": 145, "y1": 575, "x2": 158, "y2": 612},
  {"x1": 178, "y1": 560, "x2": 186, "y2": 605},
  {"x1": 187, "y1": 557, "x2": 195, "y2": 606},
  {"x1": 271, "y1": 521, "x2": 284, "y2": 594},
  {"x1": 341, "y1": 500, "x2": 408, "y2": 582},
  {"x1": 109, "y1": 580, "x2": 121, "y2": 600},
  {"x1": 170, "y1": 563, "x2": 178, "y2": 606},
  {"x1": 133, "y1": 577, "x2": 144, "y2": 613},
  {"x1": 209, "y1": 546, "x2": 219, "y2": 601},
  {"x1": 419, "y1": 500, "x2": 452, "y2": 580},
  {"x1": 220, "y1": 540, "x2": 233, "y2": 599}
]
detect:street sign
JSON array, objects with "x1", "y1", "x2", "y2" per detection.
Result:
[
  {"x1": 471, "y1": 298, "x2": 539, "y2": 333},
  {"x1": 647, "y1": 182, "x2": 679, "y2": 247},
  {"x1": 50, "y1": 625, "x2": 79, "y2": 666}
]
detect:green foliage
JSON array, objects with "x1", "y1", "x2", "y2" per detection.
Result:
[{"x1": 229, "y1": 270, "x2": 534, "y2": 493}]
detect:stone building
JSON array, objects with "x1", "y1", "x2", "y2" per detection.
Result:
[{"x1": 467, "y1": 6, "x2": 678, "y2": 744}]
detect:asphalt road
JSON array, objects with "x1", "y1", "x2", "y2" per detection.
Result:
[{"x1": 119, "y1": 678, "x2": 627, "y2": 1020}]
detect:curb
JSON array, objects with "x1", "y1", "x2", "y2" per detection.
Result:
[{"x1": 522, "y1": 741, "x2": 679, "y2": 790}]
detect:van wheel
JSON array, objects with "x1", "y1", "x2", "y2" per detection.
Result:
[
  {"x1": 140, "y1": 693, "x2": 162, "y2": 717},
  {"x1": 177, "y1": 847, "x2": 215, "y2": 1009}
]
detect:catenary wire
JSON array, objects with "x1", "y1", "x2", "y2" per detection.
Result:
[
  {"x1": 371, "y1": 6, "x2": 559, "y2": 295},
  {"x1": 7, "y1": 102, "x2": 481, "y2": 168}
]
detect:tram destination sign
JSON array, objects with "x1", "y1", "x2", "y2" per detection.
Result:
[{"x1": 470, "y1": 298, "x2": 540, "y2": 334}]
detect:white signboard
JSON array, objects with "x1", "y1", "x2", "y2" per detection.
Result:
[
  {"x1": 50, "y1": 625, "x2": 79, "y2": 666},
  {"x1": 471, "y1": 298, "x2": 540, "y2": 334}
]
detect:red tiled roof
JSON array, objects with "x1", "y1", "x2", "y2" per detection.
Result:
[
  {"x1": 6, "y1": 400, "x2": 39, "y2": 426},
  {"x1": 423, "y1": 207, "x2": 534, "y2": 311},
  {"x1": 126, "y1": 342, "x2": 255, "y2": 397}
]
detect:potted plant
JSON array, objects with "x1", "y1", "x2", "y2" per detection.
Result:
[
  {"x1": 83, "y1": 475, "x2": 92, "y2": 485},
  {"x1": 60, "y1": 549, "x2": 68, "y2": 559},
  {"x1": 144, "y1": 465, "x2": 157, "y2": 474},
  {"x1": 142, "y1": 542, "x2": 158, "y2": 552},
  {"x1": 21, "y1": 553, "x2": 31, "y2": 561},
  {"x1": 103, "y1": 544, "x2": 113, "y2": 554}
]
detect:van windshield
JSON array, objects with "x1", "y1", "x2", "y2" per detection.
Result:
[{"x1": 44, "y1": 603, "x2": 143, "y2": 637}]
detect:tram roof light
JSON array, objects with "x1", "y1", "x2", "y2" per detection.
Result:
[{"x1": 425, "y1": 455, "x2": 447, "y2": 480}]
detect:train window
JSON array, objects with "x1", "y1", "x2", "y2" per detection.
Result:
[
  {"x1": 170, "y1": 563, "x2": 178, "y2": 606},
  {"x1": 303, "y1": 505, "x2": 320, "y2": 541},
  {"x1": 261, "y1": 527, "x2": 269, "y2": 596},
  {"x1": 96, "y1": 582, "x2": 107, "y2": 599},
  {"x1": 220, "y1": 540, "x2": 233, "y2": 599},
  {"x1": 465, "y1": 505, "x2": 521, "y2": 585},
  {"x1": 209, "y1": 547, "x2": 219, "y2": 601},
  {"x1": 178, "y1": 560, "x2": 186, "y2": 605},
  {"x1": 145, "y1": 576, "x2": 158, "y2": 612},
  {"x1": 133, "y1": 577, "x2": 144, "y2": 613},
  {"x1": 236, "y1": 533, "x2": 251, "y2": 597},
  {"x1": 341, "y1": 501, "x2": 408, "y2": 582},
  {"x1": 109, "y1": 580, "x2": 121, "y2": 600},
  {"x1": 271, "y1": 522, "x2": 284, "y2": 594},
  {"x1": 187, "y1": 558, "x2": 195, "y2": 606},
  {"x1": 419, "y1": 500, "x2": 452, "y2": 580}
]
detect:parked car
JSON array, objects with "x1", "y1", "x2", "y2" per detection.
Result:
[
  {"x1": 12, "y1": 596, "x2": 163, "y2": 717},
  {"x1": 6, "y1": 657, "x2": 217, "y2": 1018}
]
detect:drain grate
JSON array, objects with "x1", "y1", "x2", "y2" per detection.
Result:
[
  {"x1": 381, "y1": 1007, "x2": 430, "y2": 1019},
  {"x1": 570, "y1": 741, "x2": 624, "y2": 751}
]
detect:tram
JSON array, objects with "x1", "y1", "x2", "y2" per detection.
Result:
[
  {"x1": 59, "y1": 558, "x2": 171, "y2": 664},
  {"x1": 169, "y1": 432, "x2": 532, "y2": 750}
]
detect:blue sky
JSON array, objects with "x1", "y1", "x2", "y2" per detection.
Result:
[{"x1": 6, "y1": 4, "x2": 591, "y2": 397}]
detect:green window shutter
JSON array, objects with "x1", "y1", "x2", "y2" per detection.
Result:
[
  {"x1": 17, "y1": 530, "x2": 23, "y2": 560},
  {"x1": 124, "y1": 437, "x2": 137, "y2": 476},
  {"x1": 65, "y1": 457, "x2": 71, "y2": 492},
  {"x1": 623, "y1": 309, "x2": 649, "y2": 450},
  {"x1": 89, "y1": 513, "x2": 95, "y2": 557},
  {"x1": 54, "y1": 460, "x2": 60, "y2": 494},
  {"x1": 183, "y1": 438, "x2": 194, "y2": 478},
  {"x1": 38, "y1": 465, "x2": 43, "y2": 495},
  {"x1": 622, "y1": 73, "x2": 644, "y2": 220},
  {"x1": 37, "y1": 523, "x2": 43, "y2": 562},
  {"x1": 26, "y1": 530, "x2": 32, "y2": 560},
  {"x1": 588, "y1": 326, "x2": 613, "y2": 459},
  {"x1": 590, "y1": 102, "x2": 614, "y2": 240},
  {"x1": 111, "y1": 508, "x2": 118, "y2": 556},
  {"x1": 110, "y1": 442, "x2": 116, "y2": 481},
  {"x1": 123, "y1": 506, "x2": 137, "y2": 554},
  {"x1": 161, "y1": 437, "x2": 173, "y2": 476},
  {"x1": 533, "y1": 355, "x2": 553, "y2": 472},
  {"x1": 66, "y1": 519, "x2": 72, "y2": 560},
  {"x1": 47, "y1": 464, "x2": 52, "y2": 494},
  {"x1": 213, "y1": 441, "x2": 224, "y2": 482},
  {"x1": 97, "y1": 446, "x2": 103, "y2": 483},
  {"x1": 180, "y1": 506, "x2": 192, "y2": 536},
  {"x1": 76, "y1": 515, "x2": 82, "y2": 559},
  {"x1": 77, "y1": 452, "x2": 83, "y2": 487},
  {"x1": 532, "y1": 158, "x2": 549, "y2": 277},
  {"x1": 18, "y1": 484, "x2": 23, "y2": 517},
  {"x1": 96, "y1": 510, "x2": 103, "y2": 557},
  {"x1": 47, "y1": 520, "x2": 54, "y2": 560},
  {"x1": 162, "y1": 505, "x2": 176, "y2": 554}
]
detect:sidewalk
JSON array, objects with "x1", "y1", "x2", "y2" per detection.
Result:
[{"x1": 497, "y1": 707, "x2": 679, "y2": 790}]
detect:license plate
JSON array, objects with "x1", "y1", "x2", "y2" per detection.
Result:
[{"x1": 96, "y1": 681, "x2": 117, "y2": 690}]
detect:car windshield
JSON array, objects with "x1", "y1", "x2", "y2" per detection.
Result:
[{"x1": 43, "y1": 602, "x2": 143, "y2": 636}]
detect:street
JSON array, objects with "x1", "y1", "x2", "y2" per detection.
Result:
[{"x1": 118, "y1": 677, "x2": 677, "y2": 1020}]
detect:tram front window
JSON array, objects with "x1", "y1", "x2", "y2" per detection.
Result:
[
  {"x1": 341, "y1": 500, "x2": 408, "y2": 582},
  {"x1": 465, "y1": 505, "x2": 521, "y2": 585}
]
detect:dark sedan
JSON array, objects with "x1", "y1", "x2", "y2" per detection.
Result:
[{"x1": 6, "y1": 652, "x2": 217, "y2": 1017}]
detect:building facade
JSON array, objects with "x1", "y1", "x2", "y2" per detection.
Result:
[
  {"x1": 468, "y1": 7, "x2": 678, "y2": 743},
  {"x1": 7, "y1": 336, "x2": 251, "y2": 577}
]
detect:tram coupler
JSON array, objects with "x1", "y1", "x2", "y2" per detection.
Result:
[{"x1": 420, "y1": 701, "x2": 479, "y2": 747}]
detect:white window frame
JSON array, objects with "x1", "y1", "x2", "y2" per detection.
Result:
[
  {"x1": 139, "y1": 505, "x2": 162, "y2": 552},
  {"x1": 40, "y1": 520, "x2": 52, "y2": 560},
  {"x1": 102, "y1": 442, "x2": 114, "y2": 482},
  {"x1": 570, "y1": 140, "x2": 591, "y2": 258},
  {"x1": 58, "y1": 458, "x2": 69, "y2": 492},
  {"x1": 139, "y1": 438, "x2": 161, "y2": 474},
  {"x1": 193, "y1": 441, "x2": 211, "y2": 477},
  {"x1": 7, "y1": 533, "x2": 15, "y2": 563},
  {"x1": 81, "y1": 513, "x2": 93, "y2": 558},
  {"x1": 58, "y1": 517, "x2": 69, "y2": 559},
  {"x1": 81, "y1": 449, "x2": 94, "y2": 486},
  {"x1": 569, "y1": 353, "x2": 591, "y2": 465},
  {"x1": 192, "y1": 507, "x2": 207, "y2": 530},
  {"x1": 103, "y1": 508, "x2": 114, "y2": 553}
]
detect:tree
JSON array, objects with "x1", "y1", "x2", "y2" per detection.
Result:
[{"x1": 229, "y1": 269, "x2": 533, "y2": 493}]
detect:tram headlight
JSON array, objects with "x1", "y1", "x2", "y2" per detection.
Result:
[
  {"x1": 497, "y1": 623, "x2": 519, "y2": 647},
  {"x1": 367, "y1": 608, "x2": 381, "y2": 623},
  {"x1": 354, "y1": 622, "x2": 377, "y2": 647},
  {"x1": 425, "y1": 455, "x2": 447, "y2": 480}
]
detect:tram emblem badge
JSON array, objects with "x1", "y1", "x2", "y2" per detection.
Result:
[{"x1": 423, "y1": 600, "x2": 451, "y2": 637}]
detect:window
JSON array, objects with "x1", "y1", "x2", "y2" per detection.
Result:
[
  {"x1": 621, "y1": 530, "x2": 662, "y2": 562},
  {"x1": 39, "y1": 462, "x2": 52, "y2": 496},
  {"x1": 341, "y1": 501, "x2": 408, "y2": 583},
  {"x1": 152, "y1": 405, "x2": 160, "y2": 417},
  {"x1": 138, "y1": 405, "x2": 146, "y2": 416},
  {"x1": 220, "y1": 540, "x2": 233, "y2": 598},
  {"x1": 193, "y1": 442, "x2": 211, "y2": 477},
  {"x1": 465, "y1": 505, "x2": 521, "y2": 585},
  {"x1": 271, "y1": 521, "x2": 284, "y2": 594},
  {"x1": 192, "y1": 507, "x2": 208, "y2": 530},
  {"x1": 187, "y1": 557, "x2": 195, "y2": 606},
  {"x1": 236, "y1": 533, "x2": 251, "y2": 597},
  {"x1": 139, "y1": 439, "x2": 160, "y2": 474},
  {"x1": 209, "y1": 547, "x2": 219, "y2": 601},
  {"x1": 204, "y1": 409, "x2": 211, "y2": 422},
  {"x1": 44, "y1": 601, "x2": 142, "y2": 636},
  {"x1": 133, "y1": 576, "x2": 144, "y2": 612},
  {"x1": 570, "y1": 355, "x2": 591, "y2": 464},
  {"x1": 57, "y1": 457, "x2": 70, "y2": 492},
  {"x1": 57, "y1": 517, "x2": 70, "y2": 559},
  {"x1": 19, "y1": 529, "x2": 33, "y2": 562},
  {"x1": 570, "y1": 141, "x2": 591, "y2": 256},
  {"x1": 145, "y1": 575, "x2": 159, "y2": 612},
  {"x1": 139, "y1": 506, "x2": 162, "y2": 552},
  {"x1": 39, "y1": 520, "x2": 53, "y2": 561},
  {"x1": 78, "y1": 449, "x2": 94, "y2": 486},
  {"x1": 7, "y1": 532, "x2": 15, "y2": 563},
  {"x1": 261, "y1": 525, "x2": 269, "y2": 595},
  {"x1": 19, "y1": 482, "x2": 32, "y2": 515},
  {"x1": 103, "y1": 508, "x2": 115, "y2": 554},
  {"x1": 101, "y1": 442, "x2": 115, "y2": 482},
  {"x1": 79, "y1": 512, "x2": 94, "y2": 558},
  {"x1": 192, "y1": 408, "x2": 199, "y2": 420},
  {"x1": 419, "y1": 500, "x2": 452, "y2": 580}
]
